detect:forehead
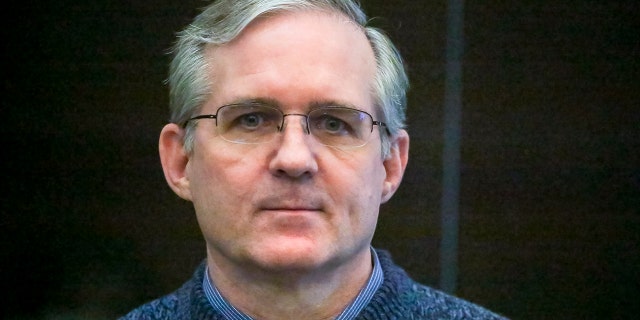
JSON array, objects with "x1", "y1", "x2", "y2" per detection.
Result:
[{"x1": 204, "y1": 10, "x2": 377, "y2": 113}]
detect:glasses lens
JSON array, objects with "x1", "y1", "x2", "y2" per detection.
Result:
[
  {"x1": 217, "y1": 104, "x2": 282, "y2": 144},
  {"x1": 308, "y1": 107, "x2": 373, "y2": 148}
]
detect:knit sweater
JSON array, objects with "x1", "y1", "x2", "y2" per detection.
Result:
[{"x1": 119, "y1": 250, "x2": 507, "y2": 319}]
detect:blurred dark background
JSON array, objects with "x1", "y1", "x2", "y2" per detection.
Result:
[{"x1": 2, "y1": 0, "x2": 638, "y2": 319}]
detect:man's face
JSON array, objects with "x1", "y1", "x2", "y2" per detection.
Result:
[{"x1": 173, "y1": 11, "x2": 406, "y2": 272}]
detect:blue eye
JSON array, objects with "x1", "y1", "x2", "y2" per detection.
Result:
[
  {"x1": 238, "y1": 113, "x2": 264, "y2": 129},
  {"x1": 318, "y1": 116, "x2": 348, "y2": 134},
  {"x1": 227, "y1": 110, "x2": 280, "y2": 132},
  {"x1": 216, "y1": 104, "x2": 283, "y2": 144}
]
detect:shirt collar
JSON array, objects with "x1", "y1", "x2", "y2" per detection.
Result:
[{"x1": 202, "y1": 247, "x2": 384, "y2": 320}]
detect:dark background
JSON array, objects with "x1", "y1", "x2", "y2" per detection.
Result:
[{"x1": 2, "y1": 0, "x2": 638, "y2": 319}]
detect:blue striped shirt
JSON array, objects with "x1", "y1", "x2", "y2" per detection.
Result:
[{"x1": 202, "y1": 248, "x2": 384, "y2": 320}]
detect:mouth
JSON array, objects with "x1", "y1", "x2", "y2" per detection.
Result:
[
  {"x1": 259, "y1": 206, "x2": 324, "y2": 221},
  {"x1": 258, "y1": 194, "x2": 324, "y2": 213},
  {"x1": 258, "y1": 206, "x2": 323, "y2": 233},
  {"x1": 261, "y1": 207, "x2": 322, "y2": 213}
]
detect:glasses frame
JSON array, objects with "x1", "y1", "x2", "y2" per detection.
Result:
[{"x1": 181, "y1": 102, "x2": 390, "y2": 147}]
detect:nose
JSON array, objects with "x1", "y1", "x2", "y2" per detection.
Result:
[
  {"x1": 268, "y1": 114, "x2": 318, "y2": 179},
  {"x1": 278, "y1": 113, "x2": 310, "y2": 134}
]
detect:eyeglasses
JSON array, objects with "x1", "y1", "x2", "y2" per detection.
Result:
[{"x1": 182, "y1": 102, "x2": 388, "y2": 148}]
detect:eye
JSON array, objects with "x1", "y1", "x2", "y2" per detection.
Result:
[
  {"x1": 225, "y1": 109, "x2": 279, "y2": 132},
  {"x1": 216, "y1": 104, "x2": 284, "y2": 144},
  {"x1": 314, "y1": 115, "x2": 351, "y2": 135},
  {"x1": 238, "y1": 113, "x2": 264, "y2": 129}
]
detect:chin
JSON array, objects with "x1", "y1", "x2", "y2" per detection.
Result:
[{"x1": 248, "y1": 239, "x2": 336, "y2": 272}]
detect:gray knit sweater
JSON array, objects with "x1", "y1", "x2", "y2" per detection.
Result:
[{"x1": 119, "y1": 250, "x2": 508, "y2": 319}]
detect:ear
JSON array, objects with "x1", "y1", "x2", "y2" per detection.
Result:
[
  {"x1": 381, "y1": 129, "x2": 409, "y2": 203},
  {"x1": 159, "y1": 123, "x2": 192, "y2": 201}
]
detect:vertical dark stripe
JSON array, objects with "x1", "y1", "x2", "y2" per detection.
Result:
[{"x1": 440, "y1": 0, "x2": 464, "y2": 294}]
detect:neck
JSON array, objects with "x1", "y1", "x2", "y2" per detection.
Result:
[{"x1": 206, "y1": 249, "x2": 373, "y2": 320}]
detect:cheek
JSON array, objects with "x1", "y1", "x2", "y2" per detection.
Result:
[
  {"x1": 187, "y1": 149, "x2": 263, "y2": 237},
  {"x1": 328, "y1": 153, "x2": 386, "y2": 213},
  {"x1": 187, "y1": 147, "x2": 260, "y2": 209},
  {"x1": 337, "y1": 165, "x2": 384, "y2": 243}
]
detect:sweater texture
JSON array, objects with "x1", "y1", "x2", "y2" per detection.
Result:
[{"x1": 119, "y1": 250, "x2": 507, "y2": 319}]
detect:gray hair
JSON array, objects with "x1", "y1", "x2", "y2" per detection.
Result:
[{"x1": 168, "y1": 0, "x2": 408, "y2": 157}]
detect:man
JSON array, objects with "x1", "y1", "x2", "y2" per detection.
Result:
[{"x1": 121, "y1": 0, "x2": 506, "y2": 319}]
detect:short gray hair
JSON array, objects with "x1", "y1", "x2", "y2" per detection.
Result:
[{"x1": 168, "y1": 0, "x2": 408, "y2": 157}]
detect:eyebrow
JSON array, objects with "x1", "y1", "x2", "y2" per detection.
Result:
[
  {"x1": 223, "y1": 96, "x2": 361, "y2": 112},
  {"x1": 224, "y1": 97, "x2": 280, "y2": 108},
  {"x1": 309, "y1": 100, "x2": 360, "y2": 111}
]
